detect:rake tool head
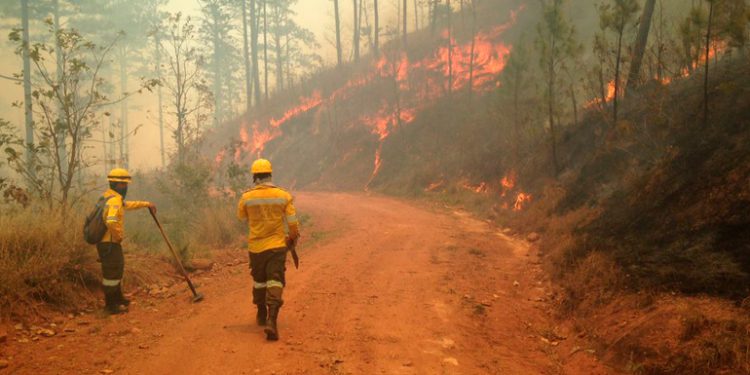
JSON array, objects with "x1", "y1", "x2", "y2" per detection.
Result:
[{"x1": 192, "y1": 293, "x2": 205, "y2": 303}]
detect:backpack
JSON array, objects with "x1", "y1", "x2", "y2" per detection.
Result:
[{"x1": 83, "y1": 195, "x2": 115, "y2": 245}]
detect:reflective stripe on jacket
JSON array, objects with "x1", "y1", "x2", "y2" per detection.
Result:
[
  {"x1": 101, "y1": 188, "x2": 151, "y2": 243},
  {"x1": 237, "y1": 183, "x2": 299, "y2": 253}
]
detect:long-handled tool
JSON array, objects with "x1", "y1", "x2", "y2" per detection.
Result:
[
  {"x1": 289, "y1": 240, "x2": 300, "y2": 269},
  {"x1": 149, "y1": 209, "x2": 204, "y2": 303}
]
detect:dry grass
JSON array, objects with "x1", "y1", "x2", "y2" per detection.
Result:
[
  {"x1": 0, "y1": 197, "x2": 239, "y2": 318},
  {"x1": 0, "y1": 205, "x2": 99, "y2": 317}
]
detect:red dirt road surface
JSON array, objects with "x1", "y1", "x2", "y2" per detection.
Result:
[{"x1": 2, "y1": 192, "x2": 616, "y2": 374}]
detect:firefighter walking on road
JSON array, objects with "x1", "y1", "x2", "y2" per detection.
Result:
[
  {"x1": 237, "y1": 159, "x2": 300, "y2": 341},
  {"x1": 98, "y1": 168, "x2": 156, "y2": 315}
]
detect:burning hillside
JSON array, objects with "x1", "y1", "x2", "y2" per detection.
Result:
[{"x1": 211, "y1": 4, "x2": 526, "y2": 196}]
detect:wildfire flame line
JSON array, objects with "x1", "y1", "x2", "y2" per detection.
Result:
[{"x1": 227, "y1": 5, "x2": 525, "y2": 175}]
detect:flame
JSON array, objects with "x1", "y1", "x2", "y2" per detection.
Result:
[
  {"x1": 214, "y1": 149, "x2": 226, "y2": 166},
  {"x1": 462, "y1": 180, "x2": 489, "y2": 193},
  {"x1": 270, "y1": 91, "x2": 323, "y2": 128},
  {"x1": 500, "y1": 171, "x2": 516, "y2": 197},
  {"x1": 226, "y1": 6, "x2": 524, "y2": 178},
  {"x1": 365, "y1": 145, "x2": 383, "y2": 189},
  {"x1": 366, "y1": 106, "x2": 417, "y2": 141},
  {"x1": 513, "y1": 192, "x2": 532, "y2": 211},
  {"x1": 250, "y1": 124, "x2": 277, "y2": 157},
  {"x1": 424, "y1": 180, "x2": 445, "y2": 192}
]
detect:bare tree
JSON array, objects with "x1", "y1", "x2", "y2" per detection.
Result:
[
  {"x1": 159, "y1": 13, "x2": 211, "y2": 164},
  {"x1": 6, "y1": 24, "x2": 155, "y2": 206}
]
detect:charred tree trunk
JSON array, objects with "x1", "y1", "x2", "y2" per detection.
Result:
[
  {"x1": 334, "y1": 0, "x2": 343, "y2": 66},
  {"x1": 626, "y1": 0, "x2": 656, "y2": 94}
]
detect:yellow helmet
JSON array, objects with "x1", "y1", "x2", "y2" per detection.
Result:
[
  {"x1": 251, "y1": 158, "x2": 273, "y2": 174},
  {"x1": 107, "y1": 168, "x2": 132, "y2": 183}
]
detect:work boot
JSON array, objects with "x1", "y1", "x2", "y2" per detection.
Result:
[
  {"x1": 256, "y1": 304, "x2": 267, "y2": 326},
  {"x1": 115, "y1": 284, "x2": 131, "y2": 307},
  {"x1": 104, "y1": 287, "x2": 128, "y2": 315},
  {"x1": 264, "y1": 305, "x2": 280, "y2": 341}
]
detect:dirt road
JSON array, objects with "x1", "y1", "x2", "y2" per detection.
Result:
[{"x1": 2, "y1": 192, "x2": 614, "y2": 374}]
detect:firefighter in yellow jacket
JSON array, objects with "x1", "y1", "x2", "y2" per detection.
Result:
[
  {"x1": 237, "y1": 159, "x2": 300, "y2": 341},
  {"x1": 99, "y1": 168, "x2": 155, "y2": 314}
]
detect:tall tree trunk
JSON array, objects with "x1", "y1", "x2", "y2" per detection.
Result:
[
  {"x1": 430, "y1": 0, "x2": 438, "y2": 35},
  {"x1": 334, "y1": 0, "x2": 343, "y2": 66},
  {"x1": 274, "y1": 5, "x2": 283, "y2": 91},
  {"x1": 211, "y1": 4, "x2": 221, "y2": 128},
  {"x1": 119, "y1": 54, "x2": 129, "y2": 168},
  {"x1": 460, "y1": 0, "x2": 464, "y2": 28},
  {"x1": 241, "y1": 0, "x2": 252, "y2": 115},
  {"x1": 286, "y1": 33, "x2": 292, "y2": 89},
  {"x1": 613, "y1": 30, "x2": 623, "y2": 125},
  {"x1": 53, "y1": 0, "x2": 68, "y2": 176},
  {"x1": 353, "y1": 0, "x2": 359, "y2": 61},
  {"x1": 413, "y1": 0, "x2": 419, "y2": 30},
  {"x1": 373, "y1": 0, "x2": 379, "y2": 55},
  {"x1": 704, "y1": 0, "x2": 713, "y2": 127},
  {"x1": 263, "y1": 0, "x2": 269, "y2": 100},
  {"x1": 402, "y1": 0, "x2": 407, "y2": 47},
  {"x1": 468, "y1": 0, "x2": 476, "y2": 101},
  {"x1": 548, "y1": 38, "x2": 559, "y2": 177},
  {"x1": 447, "y1": 0, "x2": 452, "y2": 95},
  {"x1": 155, "y1": 34, "x2": 165, "y2": 168},
  {"x1": 250, "y1": 0, "x2": 261, "y2": 106},
  {"x1": 655, "y1": 0, "x2": 664, "y2": 82},
  {"x1": 513, "y1": 72, "x2": 521, "y2": 161},
  {"x1": 570, "y1": 84, "x2": 578, "y2": 126},
  {"x1": 626, "y1": 0, "x2": 656, "y2": 94},
  {"x1": 21, "y1": 0, "x2": 34, "y2": 176}
]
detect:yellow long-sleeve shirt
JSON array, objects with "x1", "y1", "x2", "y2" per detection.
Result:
[
  {"x1": 101, "y1": 189, "x2": 151, "y2": 243},
  {"x1": 237, "y1": 183, "x2": 299, "y2": 253}
]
